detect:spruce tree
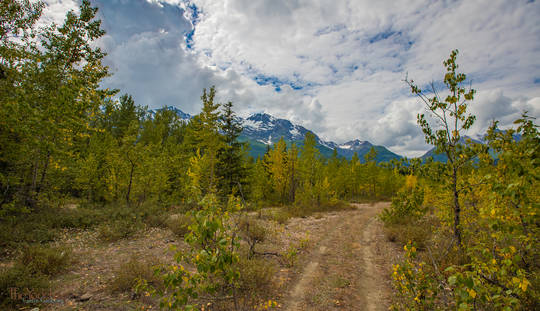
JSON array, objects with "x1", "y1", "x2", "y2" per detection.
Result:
[{"x1": 217, "y1": 101, "x2": 247, "y2": 197}]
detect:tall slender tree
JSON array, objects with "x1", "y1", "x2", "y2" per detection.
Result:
[
  {"x1": 405, "y1": 49, "x2": 477, "y2": 246},
  {"x1": 217, "y1": 101, "x2": 247, "y2": 196}
]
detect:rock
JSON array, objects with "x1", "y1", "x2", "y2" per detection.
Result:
[{"x1": 78, "y1": 293, "x2": 92, "y2": 301}]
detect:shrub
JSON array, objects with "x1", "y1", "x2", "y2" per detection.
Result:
[
  {"x1": 165, "y1": 214, "x2": 192, "y2": 237},
  {"x1": 97, "y1": 219, "x2": 141, "y2": 242},
  {"x1": 19, "y1": 245, "x2": 73, "y2": 276},
  {"x1": 237, "y1": 217, "x2": 267, "y2": 258},
  {"x1": 262, "y1": 209, "x2": 292, "y2": 224},
  {"x1": 0, "y1": 265, "x2": 50, "y2": 307},
  {"x1": 379, "y1": 186, "x2": 425, "y2": 226},
  {"x1": 109, "y1": 256, "x2": 162, "y2": 293},
  {"x1": 235, "y1": 257, "x2": 276, "y2": 295},
  {"x1": 0, "y1": 245, "x2": 71, "y2": 307}
]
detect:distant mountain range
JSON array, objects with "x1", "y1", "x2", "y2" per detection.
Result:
[
  {"x1": 420, "y1": 131, "x2": 522, "y2": 163},
  {"x1": 150, "y1": 107, "x2": 521, "y2": 163},
  {"x1": 150, "y1": 107, "x2": 402, "y2": 162}
]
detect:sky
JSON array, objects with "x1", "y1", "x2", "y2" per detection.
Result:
[{"x1": 42, "y1": 0, "x2": 540, "y2": 157}]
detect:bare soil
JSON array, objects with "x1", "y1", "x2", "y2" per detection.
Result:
[
  {"x1": 283, "y1": 202, "x2": 399, "y2": 311},
  {"x1": 20, "y1": 202, "x2": 398, "y2": 310}
]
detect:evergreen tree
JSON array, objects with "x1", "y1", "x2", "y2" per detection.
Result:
[
  {"x1": 217, "y1": 101, "x2": 247, "y2": 197},
  {"x1": 183, "y1": 87, "x2": 224, "y2": 196}
]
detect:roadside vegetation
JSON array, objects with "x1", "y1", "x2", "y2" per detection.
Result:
[{"x1": 381, "y1": 50, "x2": 539, "y2": 310}]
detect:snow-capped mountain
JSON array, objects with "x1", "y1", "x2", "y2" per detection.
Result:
[
  {"x1": 148, "y1": 106, "x2": 191, "y2": 121},
  {"x1": 239, "y1": 113, "x2": 402, "y2": 162},
  {"x1": 150, "y1": 107, "x2": 402, "y2": 162},
  {"x1": 242, "y1": 113, "x2": 308, "y2": 144}
]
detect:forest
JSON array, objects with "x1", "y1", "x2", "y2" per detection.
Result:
[{"x1": 1, "y1": 1, "x2": 538, "y2": 310}]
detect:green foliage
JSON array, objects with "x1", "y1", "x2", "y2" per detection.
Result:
[
  {"x1": 1, "y1": 0, "x2": 111, "y2": 211},
  {"x1": 391, "y1": 242, "x2": 440, "y2": 310},
  {"x1": 217, "y1": 101, "x2": 248, "y2": 197},
  {"x1": 380, "y1": 186, "x2": 426, "y2": 225},
  {"x1": 282, "y1": 245, "x2": 299, "y2": 268},
  {"x1": 389, "y1": 52, "x2": 539, "y2": 311},
  {"x1": 405, "y1": 49, "x2": 482, "y2": 246},
  {"x1": 144, "y1": 194, "x2": 243, "y2": 310}
]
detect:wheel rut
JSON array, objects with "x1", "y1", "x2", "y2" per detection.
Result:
[{"x1": 284, "y1": 203, "x2": 393, "y2": 311}]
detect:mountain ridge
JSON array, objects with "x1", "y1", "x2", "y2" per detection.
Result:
[{"x1": 150, "y1": 108, "x2": 402, "y2": 162}]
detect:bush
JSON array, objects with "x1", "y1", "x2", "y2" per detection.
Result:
[
  {"x1": 0, "y1": 265, "x2": 50, "y2": 307},
  {"x1": 235, "y1": 257, "x2": 276, "y2": 295},
  {"x1": 0, "y1": 245, "x2": 71, "y2": 307},
  {"x1": 238, "y1": 217, "x2": 267, "y2": 258},
  {"x1": 261, "y1": 209, "x2": 292, "y2": 224},
  {"x1": 109, "y1": 256, "x2": 162, "y2": 293},
  {"x1": 383, "y1": 220, "x2": 432, "y2": 250},
  {"x1": 98, "y1": 219, "x2": 141, "y2": 242},
  {"x1": 144, "y1": 213, "x2": 169, "y2": 228},
  {"x1": 165, "y1": 214, "x2": 193, "y2": 237},
  {"x1": 19, "y1": 245, "x2": 73, "y2": 276},
  {"x1": 379, "y1": 186, "x2": 425, "y2": 226}
]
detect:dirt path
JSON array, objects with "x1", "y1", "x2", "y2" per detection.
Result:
[{"x1": 284, "y1": 202, "x2": 397, "y2": 311}]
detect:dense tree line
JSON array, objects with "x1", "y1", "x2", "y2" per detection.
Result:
[{"x1": 0, "y1": 0, "x2": 403, "y2": 216}]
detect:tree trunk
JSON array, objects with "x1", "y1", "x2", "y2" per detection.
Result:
[
  {"x1": 126, "y1": 157, "x2": 135, "y2": 207},
  {"x1": 452, "y1": 168, "x2": 462, "y2": 246}
]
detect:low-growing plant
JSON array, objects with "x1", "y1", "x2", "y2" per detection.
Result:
[
  {"x1": 282, "y1": 245, "x2": 299, "y2": 268},
  {"x1": 0, "y1": 245, "x2": 72, "y2": 307},
  {"x1": 110, "y1": 256, "x2": 162, "y2": 294},
  {"x1": 0, "y1": 265, "x2": 50, "y2": 307},
  {"x1": 140, "y1": 194, "x2": 244, "y2": 310},
  {"x1": 379, "y1": 185, "x2": 426, "y2": 226},
  {"x1": 266, "y1": 209, "x2": 292, "y2": 224},
  {"x1": 97, "y1": 219, "x2": 141, "y2": 242},
  {"x1": 165, "y1": 214, "x2": 193, "y2": 238},
  {"x1": 19, "y1": 245, "x2": 73, "y2": 276},
  {"x1": 235, "y1": 257, "x2": 276, "y2": 296},
  {"x1": 237, "y1": 217, "x2": 267, "y2": 258}
]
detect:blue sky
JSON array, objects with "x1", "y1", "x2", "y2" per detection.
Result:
[{"x1": 42, "y1": 0, "x2": 540, "y2": 157}]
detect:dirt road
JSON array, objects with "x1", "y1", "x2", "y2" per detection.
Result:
[{"x1": 284, "y1": 202, "x2": 397, "y2": 311}]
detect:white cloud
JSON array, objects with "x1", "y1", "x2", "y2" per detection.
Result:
[
  {"x1": 42, "y1": 0, "x2": 540, "y2": 157},
  {"x1": 185, "y1": 0, "x2": 539, "y2": 157}
]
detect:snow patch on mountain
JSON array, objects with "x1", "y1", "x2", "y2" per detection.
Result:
[{"x1": 289, "y1": 126, "x2": 301, "y2": 139}]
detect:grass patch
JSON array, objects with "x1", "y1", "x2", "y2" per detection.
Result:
[
  {"x1": 19, "y1": 245, "x2": 73, "y2": 276},
  {"x1": 109, "y1": 256, "x2": 162, "y2": 294},
  {"x1": 0, "y1": 244, "x2": 73, "y2": 307},
  {"x1": 383, "y1": 216, "x2": 436, "y2": 250},
  {"x1": 97, "y1": 219, "x2": 141, "y2": 242},
  {"x1": 329, "y1": 275, "x2": 351, "y2": 288},
  {"x1": 235, "y1": 257, "x2": 276, "y2": 301},
  {"x1": 165, "y1": 214, "x2": 193, "y2": 238},
  {"x1": 0, "y1": 203, "x2": 172, "y2": 254}
]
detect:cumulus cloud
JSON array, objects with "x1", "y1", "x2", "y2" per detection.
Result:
[{"x1": 41, "y1": 0, "x2": 540, "y2": 157}]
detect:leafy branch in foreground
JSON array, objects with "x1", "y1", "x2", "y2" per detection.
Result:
[{"x1": 404, "y1": 49, "x2": 482, "y2": 246}]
